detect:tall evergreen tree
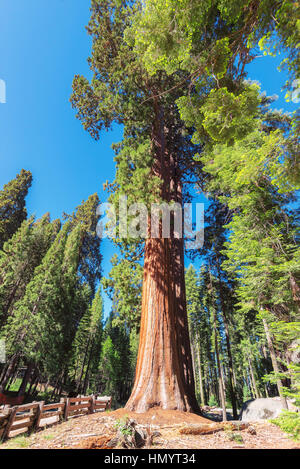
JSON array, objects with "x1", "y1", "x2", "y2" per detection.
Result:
[
  {"x1": 98, "y1": 313, "x2": 133, "y2": 405},
  {"x1": 71, "y1": 0, "x2": 206, "y2": 412},
  {"x1": 185, "y1": 265, "x2": 206, "y2": 406},
  {"x1": 0, "y1": 223, "x2": 71, "y2": 393},
  {"x1": 0, "y1": 169, "x2": 32, "y2": 249},
  {"x1": 102, "y1": 254, "x2": 143, "y2": 332},
  {"x1": 71, "y1": 0, "x2": 300, "y2": 412},
  {"x1": 197, "y1": 103, "x2": 300, "y2": 408},
  {"x1": 193, "y1": 200, "x2": 239, "y2": 418},
  {"x1": 0, "y1": 214, "x2": 61, "y2": 328},
  {"x1": 64, "y1": 193, "x2": 102, "y2": 295},
  {"x1": 70, "y1": 288, "x2": 103, "y2": 395}
]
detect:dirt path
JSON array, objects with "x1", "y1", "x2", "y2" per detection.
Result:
[{"x1": 1, "y1": 408, "x2": 299, "y2": 450}]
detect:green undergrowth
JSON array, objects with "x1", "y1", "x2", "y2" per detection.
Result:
[{"x1": 271, "y1": 411, "x2": 300, "y2": 441}]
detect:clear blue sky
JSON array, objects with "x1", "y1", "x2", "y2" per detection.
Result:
[{"x1": 0, "y1": 0, "x2": 298, "y2": 315}]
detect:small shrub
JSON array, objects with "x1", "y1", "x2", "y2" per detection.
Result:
[
  {"x1": 271, "y1": 411, "x2": 300, "y2": 441},
  {"x1": 4, "y1": 435, "x2": 31, "y2": 449},
  {"x1": 43, "y1": 434, "x2": 55, "y2": 440},
  {"x1": 225, "y1": 430, "x2": 244, "y2": 444},
  {"x1": 224, "y1": 424, "x2": 244, "y2": 444},
  {"x1": 114, "y1": 417, "x2": 133, "y2": 437}
]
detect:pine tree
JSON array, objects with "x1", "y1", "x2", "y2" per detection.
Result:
[
  {"x1": 70, "y1": 289, "x2": 103, "y2": 395},
  {"x1": 198, "y1": 103, "x2": 300, "y2": 408},
  {"x1": 0, "y1": 214, "x2": 61, "y2": 328},
  {"x1": 102, "y1": 254, "x2": 143, "y2": 332},
  {"x1": 98, "y1": 335, "x2": 122, "y2": 402},
  {"x1": 185, "y1": 264, "x2": 206, "y2": 406},
  {"x1": 0, "y1": 169, "x2": 32, "y2": 249},
  {"x1": 0, "y1": 223, "x2": 71, "y2": 393},
  {"x1": 98, "y1": 313, "x2": 133, "y2": 405},
  {"x1": 196, "y1": 200, "x2": 239, "y2": 418},
  {"x1": 65, "y1": 193, "x2": 102, "y2": 295}
]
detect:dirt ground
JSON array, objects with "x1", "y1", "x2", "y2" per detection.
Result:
[{"x1": 1, "y1": 407, "x2": 299, "y2": 450}]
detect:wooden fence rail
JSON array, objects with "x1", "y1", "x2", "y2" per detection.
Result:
[{"x1": 0, "y1": 395, "x2": 111, "y2": 442}]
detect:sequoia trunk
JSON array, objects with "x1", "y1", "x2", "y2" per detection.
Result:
[
  {"x1": 125, "y1": 101, "x2": 199, "y2": 413},
  {"x1": 125, "y1": 235, "x2": 199, "y2": 412}
]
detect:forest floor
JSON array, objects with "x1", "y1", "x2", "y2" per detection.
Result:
[{"x1": 1, "y1": 407, "x2": 299, "y2": 450}]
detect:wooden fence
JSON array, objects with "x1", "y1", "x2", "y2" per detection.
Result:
[{"x1": 0, "y1": 395, "x2": 111, "y2": 442}]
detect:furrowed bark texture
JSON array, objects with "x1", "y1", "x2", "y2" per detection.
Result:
[{"x1": 125, "y1": 101, "x2": 199, "y2": 413}]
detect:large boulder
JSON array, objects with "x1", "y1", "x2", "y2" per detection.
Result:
[{"x1": 240, "y1": 398, "x2": 295, "y2": 422}]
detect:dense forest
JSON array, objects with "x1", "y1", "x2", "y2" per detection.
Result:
[
  {"x1": 0, "y1": 0, "x2": 299, "y2": 438},
  {"x1": 0, "y1": 169, "x2": 140, "y2": 404}
]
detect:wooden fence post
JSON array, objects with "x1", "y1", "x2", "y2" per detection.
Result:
[
  {"x1": 34, "y1": 401, "x2": 44, "y2": 431},
  {"x1": 89, "y1": 395, "x2": 95, "y2": 414},
  {"x1": 64, "y1": 398, "x2": 69, "y2": 421},
  {"x1": 59, "y1": 398, "x2": 65, "y2": 422},
  {"x1": 1, "y1": 406, "x2": 17, "y2": 442}
]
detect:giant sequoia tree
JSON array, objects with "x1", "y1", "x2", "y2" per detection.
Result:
[
  {"x1": 70, "y1": 0, "x2": 264, "y2": 412},
  {"x1": 71, "y1": 0, "x2": 210, "y2": 412},
  {"x1": 71, "y1": 0, "x2": 299, "y2": 412}
]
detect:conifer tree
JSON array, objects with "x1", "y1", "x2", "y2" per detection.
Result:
[
  {"x1": 0, "y1": 223, "x2": 91, "y2": 393},
  {"x1": 98, "y1": 313, "x2": 133, "y2": 405},
  {"x1": 0, "y1": 177, "x2": 104, "y2": 397},
  {"x1": 0, "y1": 214, "x2": 61, "y2": 328},
  {"x1": 65, "y1": 193, "x2": 102, "y2": 295},
  {"x1": 71, "y1": 0, "x2": 206, "y2": 412},
  {"x1": 198, "y1": 104, "x2": 300, "y2": 408},
  {"x1": 102, "y1": 254, "x2": 143, "y2": 332},
  {"x1": 98, "y1": 335, "x2": 122, "y2": 401},
  {"x1": 0, "y1": 169, "x2": 32, "y2": 249},
  {"x1": 185, "y1": 264, "x2": 206, "y2": 406},
  {"x1": 71, "y1": 0, "x2": 300, "y2": 412},
  {"x1": 0, "y1": 223, "x2": 71, "y2": 393},
  {"x1": 70, "y1": 289, "x2": 103, "y2": 394},
  {"x1": 195, "y1": 200, "x2": 239, "y2": 418}
]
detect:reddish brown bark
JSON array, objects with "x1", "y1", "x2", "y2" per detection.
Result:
[
  {"x1": 125, "y1": 100, "x2": 199, "y2": 413},
  {"x1": 125, "y1": 235, "x2": 199, "y2": 412}
]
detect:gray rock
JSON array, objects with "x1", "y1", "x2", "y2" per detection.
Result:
[{"x1": 240, "y1": 398, "x2": 292, "y2": 422}]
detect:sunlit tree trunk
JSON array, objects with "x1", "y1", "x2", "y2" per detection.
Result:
[
  {"x1": 214, "y1": 333, "x2": 227, "y2": 421},
  {"x1": 0, "y1": 354, "x2": 19, "y2": 393},
  {"x1": 196, "y1": 331, "x2": 205, "y2": 405},
  {"x1": 262, "y1": 317, "x2": 288, "y2": 408},
  {"x1": 17, "y1": 361, "x2": 33, "y2": 396},
  {"x1": 125, "y1": 102, "x2": 199, "y2": 413},
  {"x1": 247, "y1": 355, "x2": 260, "y2": 399},
  {"x1": 213, "y1": 255, "x2": 238, "y2": 418}
]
